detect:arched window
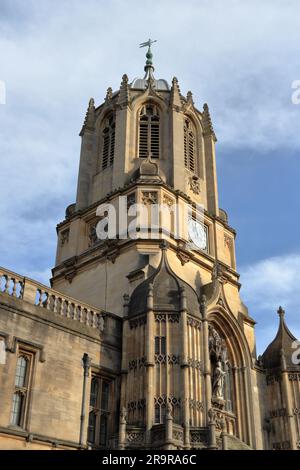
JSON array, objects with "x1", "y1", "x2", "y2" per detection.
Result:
[
  {"x1": 138, "y1": 104, "x2": 160, "y2": 158},
  {"x1": 184, "y1": 118, "x2": 196, "y2": 173},
  {"x1": 101, "y1": 114, "x2": 115, "y2": 170}
]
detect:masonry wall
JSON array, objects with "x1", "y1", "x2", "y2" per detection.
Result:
[{"x1": 0, "y1": 294, "x2": 121, "y2": 450}]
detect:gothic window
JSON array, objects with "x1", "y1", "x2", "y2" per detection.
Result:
[
  {"x1": 11, "y1": 352, "x2": 32, "y2": 427},
  {"x1": 155, "y1": 336, "x2": 166, "y2": 355},
  {"x1": 154, "y1": 402, "x2": 166, "y2": 424},
  {"x1": 101, "y1": 114, "x2": 115, "y2": 170},
  {"x1": 87, "y1": 376, "x2": 110, "y2": 447},
  {"x1": 184, "y1": 118, "x2": 196, "y2": 173},
  {"x1": 138, "y1": 104, "x2": 160, "y2": 158}
]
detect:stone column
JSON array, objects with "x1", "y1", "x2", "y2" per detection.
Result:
[
  {"x1": 280, "y1": 349, "x2": 297, "y2": 449},
  {"x1": 118, "y1": 295, "x2": 129, "y2": 449},
  {"x1": 118, "y1": 408, "x2": 127, "y2": 450},
  {"x1": 79, "y1": 353, "x2": 91, "y2": 447},
  {"x1": 145, "y1": 284, "x2": 154, "y2": 445},
  {"x1": 221, "y1": 418, "x2": 228, "y2": 450},
  {"x1": 208, "y1": 408, "x2": 217, "y2": 450},
  {"x1": 180, "y1": 286, "x2": 190, "y2": 448},
  {"x1": 166, "y1": 403, "x2": 174, "y2": 448},
  {"x1": 201, "y1": 295, "x2": 212, "y2": 421}
]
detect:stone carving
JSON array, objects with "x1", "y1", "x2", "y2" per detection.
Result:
[
  {"x1": 208, "y1": 408, "x2": 216, "y2": 424},
  {"x1": 127, "y1": 399, "x2": 146, "y2": 411},
  {"x1": 166, "y1": 403, "x2": 173, "y2": 420},
  {"x1": 129, "y1": 357, "x2": 146, "y2": 370},
  {"x1": 127, "y1": 192, "x2": 136, "y2": 210},
  {"x1": 224, "y1": 234, "x2": 233, "y2": 249},
  {"x1": 154, "y1": 395, "x2": 181, "y2": 407},
  {"x1": 60, "y1": 229, "x2": 69, "y2": 246},
  {"x1": 189, "y1": 176, "x2": 200, "y2": 195},
  {"x1": 88, "y1": 222, "x2": 99, "y2": 247},
  {"x1": 176, "y1": 250, "x2": 190, "y2": 266},
  {"x1": 188, "y1": 358, "x2": 202, "y2": 370},
  {"x1": 187, "y1": 317, "x2": 202, "y2": 330},
  {"x1": 212, "y1": 261, "x2": 227, "y2": 283},
  {"x1": 154, "y1": 354, "x2": 180, "y2": 365},
  {"x1": 126, "y1": 431, "x2": 144, "y2": 444},
  {"x1": 105, "y1": 87, "x2": 113, "y2": 102},
  {"x1": 288, "y1": 373, "x2": 300, "y2": 381},
  {"x1": 154, "y1": 313, "x2": 180, "y2": 323},
  {"x1": 212, "y1": 360, "x2": 226, "y2": 400},
  {"x1": 208, "y1": 324, "x2": 227, "y2": 362},
  {"x1": 189, "y1": 398, "x2": 203, "y2": 411},
  {"x1": 162, "y1": 195, "x2": 174, "y2": 208},
  {"x1": 142, "y1": 191, "x2": 158, "y2": 205},
  {"x1": 172, "y1": 429, "x2": 184, "y2": 441},
  {"x1": 120, "y1": 407, "x2": 127, "y2": 425}
]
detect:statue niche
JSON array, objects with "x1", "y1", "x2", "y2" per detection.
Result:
[{"x1": 208, "y1": 324, "x2": 233, "y2": 411}]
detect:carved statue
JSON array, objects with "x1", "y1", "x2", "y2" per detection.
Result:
[
  {"x1": 166, "y1": 403, "x2": 173, "y2": 420},
  {"x1": 212, "y1": 360, "x2": 226, "y2": 399}
]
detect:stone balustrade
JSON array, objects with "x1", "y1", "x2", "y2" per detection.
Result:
[{"x1": 0, "y1": 266, "x2": 104, "y2": 330}]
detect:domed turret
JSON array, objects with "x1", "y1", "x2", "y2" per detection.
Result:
[
  {"x1": 261, "y1": 306, "x2": 299, "y2": 370},
  {"x1": 128, "y1": 241, "x2": 200, "y2": 316}
]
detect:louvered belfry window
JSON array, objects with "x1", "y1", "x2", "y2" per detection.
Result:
[
  {"x1": 102, "y1": 114, "x2": 116, "y2": 170},
  {"x1": 139, "y1": 104, "x2": 160, "y2": 158},
  {"x1": 184, "y1": 118, "x2": 196, "y2": 173}
]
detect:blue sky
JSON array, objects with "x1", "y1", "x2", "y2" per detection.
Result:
[{"x1": 0, "y1": 0, "x2": 300, "y2": 354}]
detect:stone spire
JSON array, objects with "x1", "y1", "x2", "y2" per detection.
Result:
[
  {"x1": 80, "y1": 97, "x2": 95, "y2": 136},
  {"x1": 261, "y1": 306, "x2": 299, "y2": 370},
  {"x1": 117, "y1": 74, "x2": 130, "y2": 108},
  {"x1": 202, "y1": 103, "x2": 217, "y2": 141},
  {"x1": 170, "y1": 76, "x2": 182, "y2": 109}
]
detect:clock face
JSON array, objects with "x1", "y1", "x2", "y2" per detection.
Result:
[{"x1": 188, "y1": 218, "x2": 208, "y2": 251}]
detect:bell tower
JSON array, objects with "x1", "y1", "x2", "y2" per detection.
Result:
[{"x1": 50, "y1": 42, "x2": 268, "y2": 449}]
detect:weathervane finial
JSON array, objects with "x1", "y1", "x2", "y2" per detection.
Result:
[{"x1": 139, "y1": 38, "x2": 157, "y2": 77}]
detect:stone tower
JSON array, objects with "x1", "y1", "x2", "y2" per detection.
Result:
[
  {"x1": 50, "y1": 42, "x2": 262, "y2": 449},
  {"x1": 1, "y1": 43, "x2": 298, "y2": 451}
]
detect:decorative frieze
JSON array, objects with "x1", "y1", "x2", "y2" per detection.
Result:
[
  {"x1": 189, "y1": 399, "x2": 203, "y2": 411},
  {"x1": 127, "y1": 399, "x2": 146, "y2": 411},
  {"x1": 188, "y1": 358, "x2": 202, "y2": 370},
  {"x1": 154, "y1": 395, "x2": 181, "y2": 407},
  {"x1": 126, "y1": 430, "x2": 144, "y2": 444},
  {"x1": 154, "y1": 313, "x2": 180, "y2": 323},
  {"x1": 154, "y1": 354, "x2": 180, "y2": 365},
  {"x1": 288, "y1": 373, "x2": 300, "y2": 381},
  {"x1": 128, "y1": 356, "x2": 146, "y2": 370},
  {"x1": 190, "y1": 429, "x2": 208, "y2": 445}
]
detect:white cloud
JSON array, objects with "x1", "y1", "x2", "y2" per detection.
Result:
[{"x1": 240, "y1": 253, "x2": 300, "y2": 353}]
